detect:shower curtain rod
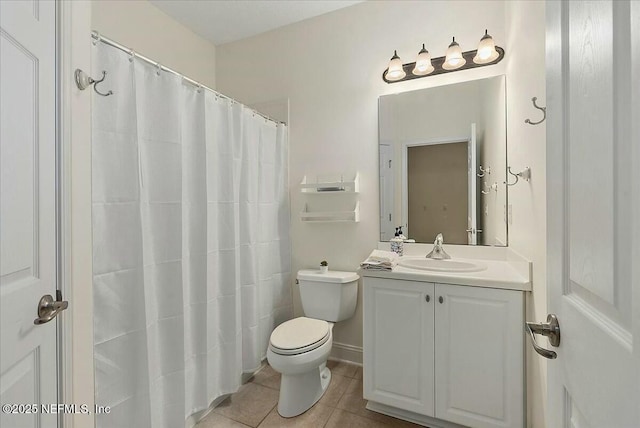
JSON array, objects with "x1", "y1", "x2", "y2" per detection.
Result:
[{"x1": 91, "y1": 31, "x2": 287, "y2": 125}]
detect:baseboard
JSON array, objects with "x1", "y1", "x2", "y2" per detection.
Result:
[
  {"x1": 329, "y1": 341, "x2": 363, "y2": 365},
  {"x1": 241, "y1": 370, "x2": 256, "y2": 384}
]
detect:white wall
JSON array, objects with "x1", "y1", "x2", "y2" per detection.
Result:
[
  {"x1": 65, "y1": 3, "x2": 95, "y2": 427},
  {"x1": 504, "y1": 2, "x2": 547, "y2": 427},
  {"x1": 92, "y1": 0, "x2": 216, "y2": 88},
  {"x1": 216, "y1": 0, "x2": 506, "y2": 358},
  {"x1": 217, "y1": 0, "x2": 546, "y2": 425}
]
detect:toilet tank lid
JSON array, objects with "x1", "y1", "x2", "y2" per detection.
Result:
[{"x1": 297, "y1": 269, "x2": 359, "y2": 283}]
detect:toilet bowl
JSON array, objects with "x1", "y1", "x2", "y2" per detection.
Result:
[
  {"x1": 267, "y1": 269, "x2": 358, "y2": 417},
  {"x1": 267, "y1": 318, "x2": 334, "y2": 417}
]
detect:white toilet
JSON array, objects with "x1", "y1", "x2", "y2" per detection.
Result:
[{"x1": 267, "y1": 269, "x2": 359, "y2": 417}]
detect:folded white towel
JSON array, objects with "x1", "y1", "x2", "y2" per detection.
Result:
[
  {"x1": 360, "y1": 250, "x2": 398, "y2": 271},
  {"x1": 366, "y1": 250, "x2": 399, "y2": 264}
]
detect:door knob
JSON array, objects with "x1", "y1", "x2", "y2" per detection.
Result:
[
  {"x1": 34, "y1": 293, "x2": 69, "y2": 325},
  {"x1": 525, "y1": 314, "x2": 560, "y2": 359}
]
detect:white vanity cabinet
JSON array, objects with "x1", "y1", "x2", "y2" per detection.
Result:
[
  {"x1": 363, "y1": 278, "x2": 436, "y2": 416},
  {"x1": 363, "y1": 276, "x2": 525, "y2": 428}
]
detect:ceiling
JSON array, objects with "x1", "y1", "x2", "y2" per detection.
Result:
[{"x1": 149, "y1": 0, "x2": 363, "y2": 45}]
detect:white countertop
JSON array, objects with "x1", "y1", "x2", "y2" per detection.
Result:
[{"x1": 360, "y1": 243, "x2": 532, "y2": 292}]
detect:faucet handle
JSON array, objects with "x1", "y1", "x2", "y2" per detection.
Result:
[{"x1": 434, "y1": 233, "x2": 444, "y2": 245}]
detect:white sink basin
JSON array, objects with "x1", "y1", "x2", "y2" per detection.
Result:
[{"x1": 398, "y1": 258, "x2": 487, "y2": 273}]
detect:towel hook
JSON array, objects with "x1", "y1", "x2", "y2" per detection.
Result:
[
  {"x1": 74, "y1": 69, "x2": 113, "y2": 97},
  {"x1": 504, "y1": 166, "x2": 531, "y2": 186},
  {"x1": 477, "y1": 165, "x2": 491, "y2": 178},
  {"x1": 481, "y1": 181, "x2": 498, "y2": 195},
  {"x1": 525, "y1": 97, "x2": 546, "y2": 125}
]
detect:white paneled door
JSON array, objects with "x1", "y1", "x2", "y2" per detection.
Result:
[
  {"x1": 1, "y1": 1, "x2": 59, "y2": 427},
  {"x1": 546, "y1": 0, "x2": 640, "y2": 427}
]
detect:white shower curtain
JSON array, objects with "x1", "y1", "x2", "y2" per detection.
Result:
[{"x1": 91, "y1": 42, "x2": 291, "y2": 428}]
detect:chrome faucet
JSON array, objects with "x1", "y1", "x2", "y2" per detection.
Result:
[{"x1": 426, "y1": 233, "x2": 451, "y2": 260}]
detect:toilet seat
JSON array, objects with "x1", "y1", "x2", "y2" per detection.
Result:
[{"x1": 269, "y1": 317, "x2": 330, "y2": 356}]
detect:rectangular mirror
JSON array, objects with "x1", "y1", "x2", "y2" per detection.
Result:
[{"x1": 378, "y1": 75, "x2": 507, "y2": 246}]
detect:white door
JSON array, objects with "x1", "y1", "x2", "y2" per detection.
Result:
[
  {"x1": 1, "y1": 2, "x2": 59, "y2": 427},
  {"x1": 379, "y1": 143, "x2": 395, "y2": 240},
  {"x1": 434, "y1": 283, "x2": 524, "y2": 428},
  {"x1": 467, "y1": 123, "x2": 478, "y2": 244},
  {"x1": 545, "y1": 1, "x2": 640, "y2": 427},
  {"x1": 363, "y1": 277, "x2": 435, "y2": 416}
]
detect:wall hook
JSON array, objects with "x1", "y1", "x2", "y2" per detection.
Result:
[
  {"x1": 481, "y1": 181, "x2": 498, "y2": 194},
  {"x1": 477, "y1": 165, "x2": 491, "y2": 178},
  {"x1": 525, "y1": 97, "x2": 546, "y2": 125},
  {"x1": 74, "y1": 69, "x2": 113, "y2": 96},
  {"x1": 504, "y1": 166, "x2": 531, "y2": 186}
]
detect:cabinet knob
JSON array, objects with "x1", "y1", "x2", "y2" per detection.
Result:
[
  {"x1": 425, "y1": 295, "x2": 430, "y2": 302},
  {"x1": 438, "y1": 296, "x2": 444, "y2": 304}
]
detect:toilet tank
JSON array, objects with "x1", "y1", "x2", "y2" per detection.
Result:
[{"x1": 297, "y1": 270, "x2": 359, "y2": 322}]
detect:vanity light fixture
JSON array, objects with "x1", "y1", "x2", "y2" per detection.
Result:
[
  {"x1": 382, "y1": 30, "x2": 505, "y2": 83},
  {"x1": 412, "y1": 44, "x2": 434, "y2": 76},
  {"x1": 473, "y1": 30, "x2": 500, "y2": 64},
  {"x1": 443, "y1": 37, "x2": 466, "y2": 70},
  {"x1": 385, "y1": 50, "x2": 406, "y2": 81}
]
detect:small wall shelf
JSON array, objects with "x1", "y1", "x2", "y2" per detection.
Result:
[
  {"x1": 300, "y1": 202, "x2": 360, "y2": 223},
  {"x1": 300, "y1": 173, "x2": 359, "y2": 194}
]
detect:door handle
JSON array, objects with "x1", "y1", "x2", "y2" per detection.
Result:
[
  {"x1": 34, "y1": 294, "x2": 69, "y2": 325},
  {"x1": 525, "y1": 314, "x2": 560, "y2": 359}
]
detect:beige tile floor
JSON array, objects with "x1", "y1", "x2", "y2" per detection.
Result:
[{"x1": 196, "y1": 360, "x2": 422, "y2": 428}]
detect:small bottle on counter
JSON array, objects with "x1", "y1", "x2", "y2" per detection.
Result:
[
  {"x1": 397, "y1": 226, "x2": 407, "y2": 241},
  {"x1": 390, "y1": 227, "x2": 404, "y2": 256}
]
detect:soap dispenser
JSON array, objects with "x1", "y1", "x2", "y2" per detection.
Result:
[
  {"x1": 397, "y1": 226, "x2": 407, "y2": 241},
  {"x1": 390, "y1": 227, "x2": 404, "y2": 256}
]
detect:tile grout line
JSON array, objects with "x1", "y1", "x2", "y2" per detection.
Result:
[
  {"x1": 231, "y1": 362, "x2": 363, "y2": 428},
  {"x1": 322, "y1": 406, "x2": 337, "y2": 428},
  {"x1": 255, "y1": 402, "x2": 278, "y2": 428}
]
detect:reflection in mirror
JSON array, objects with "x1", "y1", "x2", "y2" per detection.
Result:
[{"x1": 378, "y1": 76, "x2": 507, "y2": 246}]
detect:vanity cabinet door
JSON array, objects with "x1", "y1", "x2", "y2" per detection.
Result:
[
  {"x1": 434, "y1": 283, "x2": 524, "y2": 428},
  {"x1": 363, "y1": 277, "x2": 435, "y2": 416}
]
